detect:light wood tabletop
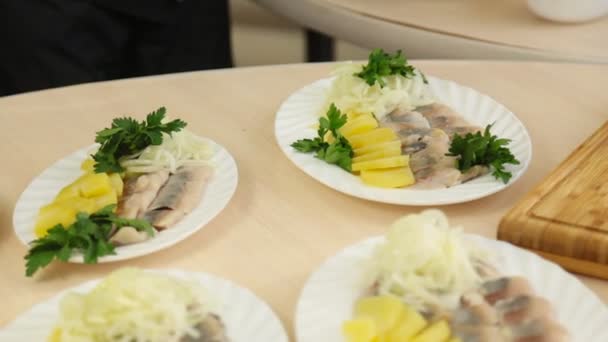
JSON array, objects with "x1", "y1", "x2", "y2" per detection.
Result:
[
  {"x1": 1, "y1": 61, "x2": 607, "y2": 338},
  {"x1": 256, "y1": 0, "x2": 608, "y2": 62}
]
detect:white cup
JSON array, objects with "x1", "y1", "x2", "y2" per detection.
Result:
[{"x1": 527, "y1": 0, "x2": 608, "y2": 23}]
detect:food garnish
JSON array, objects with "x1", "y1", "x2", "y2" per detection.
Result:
[
  {"x1": 47, "y1": 268, "x2": 226, "y2": 342},
  {"x1": 25, "y1": 205, "x2": 153, "y2": 277},
  {"x1": 355, "y1": 49, "x2": 416, "y2": 87},
  {"x1": 368, "y1": 210, "x2": 489, "y2": 315},
  {"x1": 446, "y1": 124, "x2": 520, "y2": 183},
  {"x1": 93, "y1": 107, "x2": 187, "y2": 173},
  {"x1": 120, "y1": 129, "x2": 213, "y2": 174},
  {"x1": 323, "y1": 51, "x2": 434, "y2": 121},
  {"x1": 292, "y1": 103, "x2": 354, "y2": 171}
]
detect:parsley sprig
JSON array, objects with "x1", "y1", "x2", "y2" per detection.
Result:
[
  {"x1": 25, "y1": 205, "x2": 154, "y2": 277},
  {"x1": 291, "y1": 104, "x2": 354, "y2": 171},
  {"x1": 92, "y1": 107, "x2": 187, "y2": 173},
  {"x1": 355, "y1": 49, "x2": 417, "y2": 87},
  {"x1": 447, "y1": 124, "x2": 520, "y2": 183}
]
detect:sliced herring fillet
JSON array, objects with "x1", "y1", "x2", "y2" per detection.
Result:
[
  {"x1": 181, "y1": 314, "x2": 230, "y2": 342},
  {"x1": 118, "y1": 170, "x2": 170, "y2": 219},
  {"x1": 416, "y1": 103, "x2": 482, "y2": 137},
  {"x1": 111, "y1": 170, "x2": 168, "y2": 245},
  {"x1": 143, "y1": 165, "x2": 213, "y2": 230}
]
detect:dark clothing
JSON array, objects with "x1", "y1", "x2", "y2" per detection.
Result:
[{"x1": 0, "y1": 0, "x2": 232, "y2": 96}]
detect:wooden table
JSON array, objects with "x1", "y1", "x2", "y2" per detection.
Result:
[
  {"x1": 1, "y1": 62, "x2": 607, "y2": 338},
  {"x1": 255, "y1": 0, "x2": 608, "y2": 62}
]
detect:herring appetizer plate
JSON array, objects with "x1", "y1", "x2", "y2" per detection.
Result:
[
  {"x1": 294, "y1": 211, "x2": 608, "y2": 342},
  {"x1": 13, "y1": 137, "x2": 238, "y2": 264},
  {"x1": 1, "y1": 268, "x2": 288, "y2": 342},
  {"x1": 274, "y1": 53, "x2": 531, "y2": 205}
]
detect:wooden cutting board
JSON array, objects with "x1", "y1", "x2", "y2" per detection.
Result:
[{"x1": 498, "y1": 121, "x2": 608, "y2": 279}]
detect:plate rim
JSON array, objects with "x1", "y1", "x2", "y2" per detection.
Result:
[
  {"x1": 12, "y1": 138, "x2": 239, "y2": 263},
  {"x1": 274, "y1": 76, "x2": 533, "y2": 206},
  {"x1": 294, "y1": 234, "x2": 608, "y2": 342},
  {"x1": 3, "y1": 268, "x2": 289, "y2": 342}
]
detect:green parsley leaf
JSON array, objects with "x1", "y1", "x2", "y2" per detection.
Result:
[
  {"x1": 24, "y1": 205, "x2": 154, "y2": 277},
  {"x1": 447, "y1": 124, "x2": 520, "y2": 183},
  {"x1": 291, "y1": 103, "x2": 354, "y2": 172},
  {"x1": 92, "y1": 107, "x2": 187, "y2": 173},
  {"x1": 355, "y1": 49, "x2": 416, "y2": 87}
]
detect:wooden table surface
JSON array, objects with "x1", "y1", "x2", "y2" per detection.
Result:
[
  {"x1": 1, "y1": 62, "x2": 607, "y2": 338},
  {"x1": 313, "y1": 0, "x2": 608, "y2": 61}
]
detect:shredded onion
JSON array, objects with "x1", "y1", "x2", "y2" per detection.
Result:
[
  {"x1": 322, "y1": 62, "x2": 435, "y2": 120},
  {"x1": 368, "y1": 210, "x2": 490, "y2": 314},
  {"x1": 120, "y1": 129, "x2": 213, "y2": 174},
  {"x1": 52, "y1": 268, "x2": 214, "y2": 342}
]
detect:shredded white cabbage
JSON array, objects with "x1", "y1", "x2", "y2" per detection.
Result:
[
  {"x1": 369, "y1": 210, "x2": 490, "y2": 314},
  {"x1": 322, "y1": 62, "x2": 435, "y2": 120},
  {"x1": 120, "y1": 129, "x2": 213, "y2": 174},
  {"x1": 53, "y1": 268, "x2": 215, "y2": 342}
]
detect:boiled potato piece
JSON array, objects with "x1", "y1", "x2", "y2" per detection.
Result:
[
  {"x1": 353, "y1": 148, "x2": 402, "y2": 163},
  {"x1": 343, "y1": 317, "x2": 377, "y2": 342},
  {"x1": 354, "y1": 141, "x2": 402, "y2": 157},
  {"x1": 55, "y1": 173, "x2": 113, "y2": 200},
  {"x1": 411, "y1": 320, "x2": 450, "y2": 342},
  {"x1": 352, "y1": 156, "x2": 409, "y2": 172},
  {"x1": 34, "y1": 197, "x2": 98, "y2": 237},
  {"x1": 77, "y1": 173, "x2": 113, "y2": 198},
  {"x1": 360, "y1": 167, "x2": 415, "y2": 188},
  {"x1": 340, "y1": 114, "x2": 378, "y2": 138},
  {"x1": 355, "y1": 296, "x2": 405, "y2": 334},
  {"x1": 91, "y1": 190, "x2": 118, "y2": 212},
  {"x1": 35, "y1": 203, "x2": 77, "y2": 237},
  {"x1": 348, "y1": 128, "x2": 398, "y2": 149},
  {"x1": 387, "y1": 304, "x2": 428, "y2": 341},
  {"x1": 346, "y1": 110, "x2": 370, "y2": 120},
  {"x1": 447, "y1": 337, "x2": 462, "y2": 342},
  {"x1": 108, "y1": 173, "x2": 124, "y2": 197},
  {"x1": 80, "y1": 158, "x2": 95, "y2": 172},
  {"x1": 47, "y1": 327, "x2": 61, "y2": 342}
]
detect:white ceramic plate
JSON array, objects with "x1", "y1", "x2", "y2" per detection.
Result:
[
  {"x1": 295, "y1": 236, "x2": 608, "y2": 342},
  {"x1": 13, "y1": 138, "x2": 238, "y2": 262},
  {"x1": 274, "y1": 77, "x2": 532, "y2": 205},
  {"x1": 1, "y1": 269, "x2": 288, "y2": 342}
]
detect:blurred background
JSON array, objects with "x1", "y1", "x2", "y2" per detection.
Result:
[
  {"x1": 1, "y1": 0, "x2": 606, "y2": 96},
  {"x1": 231, "y1": 0, "x2": 368, "y2": 66}
]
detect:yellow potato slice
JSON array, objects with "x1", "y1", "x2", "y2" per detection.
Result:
[
  {"x1": 354, "y1": 141, "x2": 402, "y2": 157},
  {"x1": 387, "y1": 304, "x2": 428, "y2": 341},
  {"x1": 447, "y1": 337, "x2": 462, "y2": 342},
  {"x1": 355, "y1": 296, "x2": 405, "y2": 334},
  {"x1": 108, "y1": 173, "x2": 124, "y2": 197},
  {"x1": 346, "y1": 110, "x2": 372, "y2": 121},
  {"x1": 348, "y1": 128, "x2": 398, "y2": 149},
  {"x1": 34, "y1": 204, "x2": 77, "y2": 237},
  {"x1": 78, "y1": 173, "x2": 113, "y2": 198},
  {"x1": 340, "y1": 114, "x2": 378, "y2": 138},
  {"x1": 343, "y1": 317, "x2": 377, "y2": 342},
  {"x1": 47, "y1": 327, "x2": 62, "y2": 342},
  {"x1": 360, "y1": 167, "x2": 415, "y2": 188},
  {"x1": 91, "y1": 190, "x2": 118, "y2": 212},
  {"x1": 410, "y1": 320, "x2": 451, "y2": 342},
  {"x1": 352, "y1": 156, "x2": 408, "y2": 172},
  {"x1": 353, "y1": 148, "x2": 402, "y2": 163}
]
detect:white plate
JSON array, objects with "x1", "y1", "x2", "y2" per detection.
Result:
[
  {"x1": 274, "y1": 77, "x2": 532, "y2": 205},
  {"x1": 295, "y1": 236, "x2": 608, "y2": 342},
  {"x1": 13, "y1": 138, "x2": 238, "y2": 263},
  {"x1": 1, "y1": 269, "x2": 288, "y2": 342}
]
